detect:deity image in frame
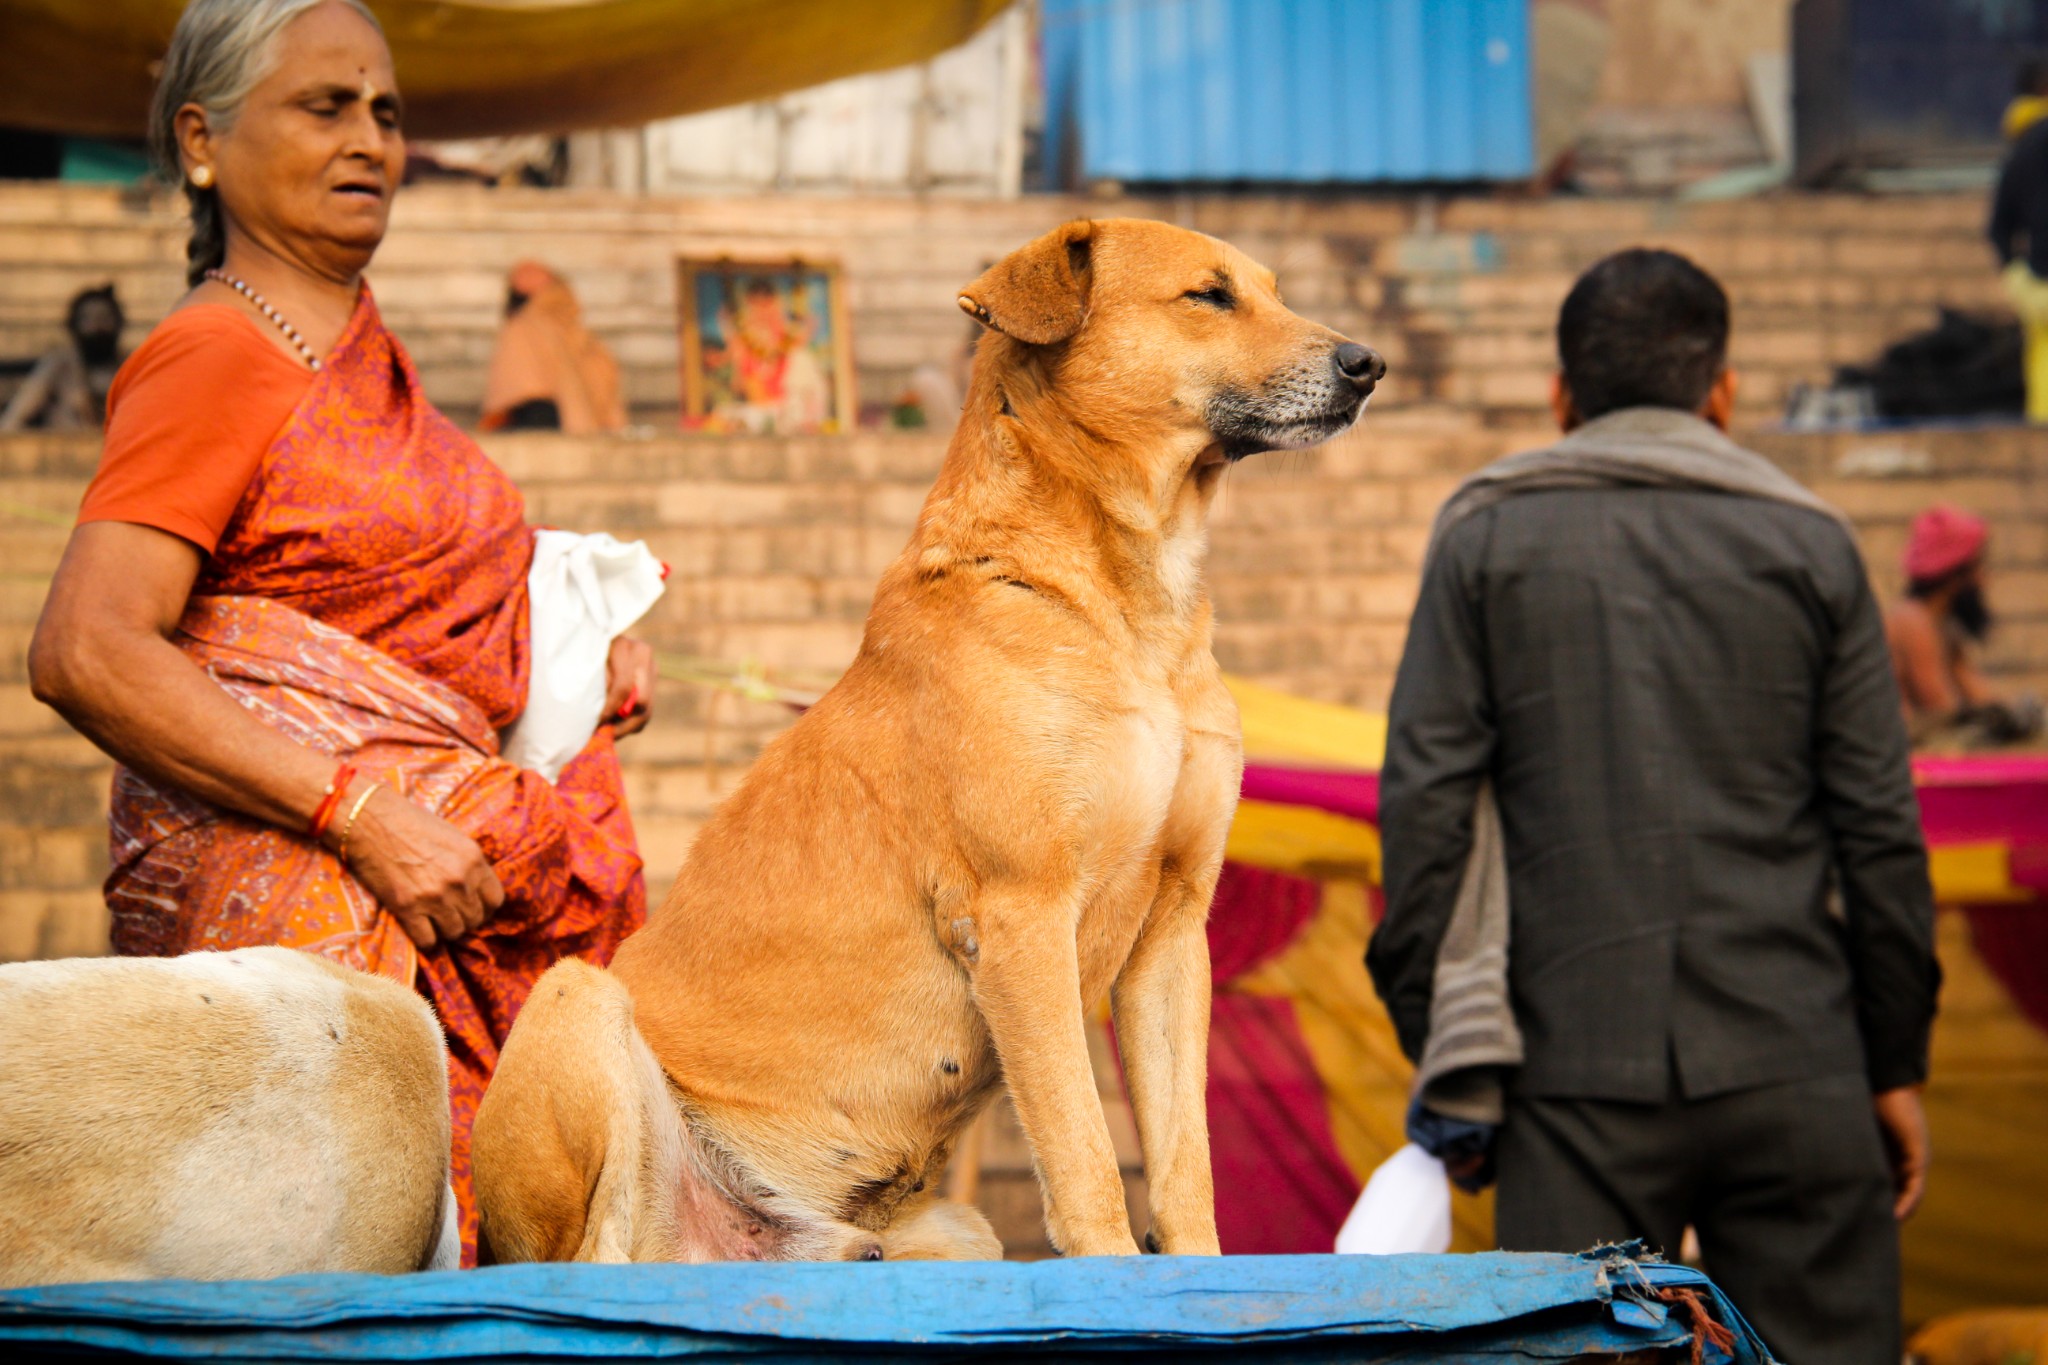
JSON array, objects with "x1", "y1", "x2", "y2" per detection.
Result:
[{"x1": 678, "y1": 258, "x2": 853, "y2": 435}]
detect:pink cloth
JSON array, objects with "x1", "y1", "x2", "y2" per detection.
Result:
[
  {"x1": 1904, "y1": 503, "x2": 1988, "y2": 580},
  {"x1": 1241, "y1": 762, "x2": 1380, "y2": 824}
]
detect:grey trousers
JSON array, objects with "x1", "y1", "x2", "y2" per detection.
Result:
[{"x1": 1495, "y1": 1072, "x2": 1900, "y2": 1365}]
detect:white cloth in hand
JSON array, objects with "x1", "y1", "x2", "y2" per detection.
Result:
[
  {"x1": 1334, "y1": 1143, "x2": 1452, "y2": 1255},
  {"x1": 500, "y1": 529, "x2": 665, "y2": 782}
]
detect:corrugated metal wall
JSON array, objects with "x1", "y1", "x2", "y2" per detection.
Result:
[{"x1": 1041, "y1": 0, "x2": 1533, "y2": 185}]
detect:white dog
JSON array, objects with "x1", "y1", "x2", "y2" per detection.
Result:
[{"x1": 0, "y1": 947, "x2": 456, "y2": 1286}]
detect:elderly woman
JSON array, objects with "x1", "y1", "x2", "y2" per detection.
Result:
[{"x1": 27, "y1": 0, "x2": 651, "y2": 1262}]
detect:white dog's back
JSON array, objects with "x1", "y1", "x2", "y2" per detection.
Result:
[{"x1": 0, "y1": 947, "x2": 452, "y2": 1286}]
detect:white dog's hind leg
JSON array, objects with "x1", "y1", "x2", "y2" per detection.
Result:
[{"x1": 422, "y1": 1182, "x2": 461, "y2": 1272}]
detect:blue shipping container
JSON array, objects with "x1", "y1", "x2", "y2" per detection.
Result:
[{"x1": 1039, "y1": 0, "x2": 1533, "y2": 186}]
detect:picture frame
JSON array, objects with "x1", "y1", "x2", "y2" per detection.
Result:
[{"x1": 677, "y1": 256, "x2": 855, "y2": 435}]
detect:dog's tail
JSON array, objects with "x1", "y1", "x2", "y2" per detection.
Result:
[{"x1": 878, "y1": 1195, "x2": 1004, "y2": 1261}]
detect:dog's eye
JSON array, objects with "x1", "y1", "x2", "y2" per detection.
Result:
[{"x1": 1183, "y1": 286, "x2": 1234, "y2": 309}]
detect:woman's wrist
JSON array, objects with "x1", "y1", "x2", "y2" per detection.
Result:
[
  {"x1": 331, "y1": 776, "x2": 387, "y2": 865},
  {"x1": 307, "y1": 761, "x2": 357, "y2": 841}
]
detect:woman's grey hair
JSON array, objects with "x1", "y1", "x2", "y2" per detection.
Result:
[{"x1": 149, "y1": 0, "x2": 384, "y2": 286}]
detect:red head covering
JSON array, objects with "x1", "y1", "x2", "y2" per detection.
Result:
[{"x1": 1904, "y1": 504, "x2": 1988, "y2": 581}]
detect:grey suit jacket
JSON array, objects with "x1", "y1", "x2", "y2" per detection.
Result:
[{"x1": 1368, "y1": 474, "x2": 1941, "y2": 1102}]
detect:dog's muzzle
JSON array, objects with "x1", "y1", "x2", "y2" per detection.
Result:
[{"x1": 1205, "y1": 341, "x2": 1387, "y2": 460}]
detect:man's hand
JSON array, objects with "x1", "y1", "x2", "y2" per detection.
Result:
[
  {"x1": 604, "y1": 636, "x2": 656, "y2": 739},
  {"x1": 1873, "y1": 1085, "x2": 1930, "y2": 1220}
]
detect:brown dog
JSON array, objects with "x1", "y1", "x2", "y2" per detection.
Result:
[{"x1": 472, "y1": 218, "x2": 1382, "y2": 1263}]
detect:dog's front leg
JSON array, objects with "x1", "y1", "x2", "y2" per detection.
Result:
[
  {"x1": 1111, "y1": 860, "x2": 1222, "y2": 1256},
  {"x1": 959, "y1": 889, "x2": 1139, "y2": 1257}
]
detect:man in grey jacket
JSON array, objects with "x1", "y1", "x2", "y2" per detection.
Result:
[{"x1": 1368, "y1": 249, "x2": 1940, "y2": 1364}]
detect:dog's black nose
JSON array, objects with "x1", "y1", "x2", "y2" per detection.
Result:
[{"x1": 1334, "y1": 342, "x2": 1387, "y2": 390}]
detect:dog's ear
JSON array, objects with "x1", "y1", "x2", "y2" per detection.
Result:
[{"x1": 957, "y1": 220, "x2": 1096, "y2": 345}]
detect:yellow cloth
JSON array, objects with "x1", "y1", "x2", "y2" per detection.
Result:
[
  {"x1": 0, "y1": 0, "x2": 1009, "y2": 141},
  {"x1": 2005, "y1": 95, "x2": 2048, "y2": 140},
  {"x1": 1225, "y1": 675, "x2": 1387, "y2": 770},
  {"x1": 2002, "y1": 261, "x2": 2048, "y2": 424}
]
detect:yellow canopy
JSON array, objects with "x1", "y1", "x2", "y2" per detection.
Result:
[{"x1": 0, "y1": 0, "x2": 1011, "y2": 141}]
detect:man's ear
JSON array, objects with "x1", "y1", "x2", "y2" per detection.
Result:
[
  {"x1": 1700, "y1": 367, "x2": 1739, "y2": 431},
  {"x1": 957, "y1": 220, "x2": 1095, "y2": 345},
  {"x1": 1549, "y1": 372, "x2": 1580, "y2": 433}
]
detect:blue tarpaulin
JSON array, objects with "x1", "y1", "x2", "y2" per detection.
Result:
[{"x1": 0, "y1": 1248, "x2": 1773, "y2": 1362}]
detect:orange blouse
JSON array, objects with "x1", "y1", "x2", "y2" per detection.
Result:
[{"x1": 78, "y1": 305, "x2": 313, "y2": 553}]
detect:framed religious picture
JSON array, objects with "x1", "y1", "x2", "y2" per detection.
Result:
[{"x1": 677, "y1": 257, "x2": 855, "y2": 434}]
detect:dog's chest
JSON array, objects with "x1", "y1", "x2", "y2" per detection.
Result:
[
  {"x1": 1070, "y1": 693, "x2": 1202, "y2": 997},
  {"x1": 1090, "y1": 695, "x2": 1185, "y2": 850}
]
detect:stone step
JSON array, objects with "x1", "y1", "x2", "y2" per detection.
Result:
[
  {"x1": 0, "y1": 759, "x2": 109, "y2": 829},
  {"x1": 0, "y1": 183, "x2": 2019, "y2": 436},
  {"x1": 0, "y1": 888, "x2": 109, "y2": 961}
]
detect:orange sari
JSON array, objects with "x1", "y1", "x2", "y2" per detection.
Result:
[{"x1": 104, "y1": 291, "x2": 645, "y2": 1263}]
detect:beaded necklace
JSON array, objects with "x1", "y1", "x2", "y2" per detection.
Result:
[{"x1": 202, "y1": 269, "x2": 324, "y2": 372}]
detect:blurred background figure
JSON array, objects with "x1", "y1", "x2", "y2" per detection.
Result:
[
  {"x1": 1991, "y1": 60, "x2": 2048, "y2": 423},
  {"x1": 480, "y1": 261, "x2": 625, "y2": 433},
  {"x1": 1887, "y1": 504, "x2": 2044, "y2": 746},
  {"x1": 1908, "y1": 1307, "x2": 2048, "y2": 1365},
  {"x1": 0, "y1": 285, "x2": 125, "y2": 432}
]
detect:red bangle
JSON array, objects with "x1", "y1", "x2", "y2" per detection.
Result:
[{"x1": 309, "y1": 762, "x2": 357, "y2": 839}]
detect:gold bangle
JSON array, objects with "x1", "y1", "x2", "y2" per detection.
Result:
[{"x1": 334, "y1": 780, "x2": 385, "y2": 864}]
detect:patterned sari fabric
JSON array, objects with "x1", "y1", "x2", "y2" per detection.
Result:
[{"x1": 104, "y1": 293, "x2": 645, "y2": 1263}]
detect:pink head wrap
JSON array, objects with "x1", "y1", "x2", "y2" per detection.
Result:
[{"x1": 1904, "y1": 504, "x2": 1988, "y2": 581}]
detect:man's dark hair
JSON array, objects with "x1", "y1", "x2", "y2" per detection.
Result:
[
  {"x1": 2019, "y1": 56, "x2": 2048, "y2": 97},
  {"x1": 66, "y1": 283, "x2": 122, "y2": 336},
  {"x1": 1557, "y1": 249, "x2": 1730, "y2": 422}
]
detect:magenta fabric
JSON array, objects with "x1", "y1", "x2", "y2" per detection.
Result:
[
  {"x1": 1241, "y1": 762, "x2": 1380, "y2": 824},
  {"x1": 1216, "y1": 749, "x2": 2048, "y2": 1254},
  {"x1": 1903, "y1": 503, "x2": 1988, "y2": 580},
  {"x1": 1960, "y1": 904, "x2": 2048, "y2": 1033},
  {"x1": 1910, "y1": 756, "x2": 2048, "y2": 1027},
  {"x1": 1206, "y1": 991, "x2": 1361, "y2": 1255},
  {"x1": 1914, "y1": 754, "x2": 2048, "y2": 897},
  {"x1": 1207, "y1": 861, "x2": 1322, "y2": 983}
]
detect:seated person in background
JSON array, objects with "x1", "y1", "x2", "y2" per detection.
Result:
[
  {"x1": 479, "y1": 261, "x2": 626, "y2": 433},
  {"x1": 0, "y1": 285, "x2": 126, "y2": 431},
  {"x1": 1886, "y1": 503, "x2": 2042, "y2": 744}
]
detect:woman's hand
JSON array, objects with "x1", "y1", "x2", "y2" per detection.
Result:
[
  {"x1": 338, "y1": 783, "x2": 505, "y2": 950},
  {"x1": 604, "y1": 636, "x2": 656, "y2": 739}
]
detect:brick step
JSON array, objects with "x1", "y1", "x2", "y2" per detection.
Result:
[
  {"x1": 0, "y1": 887, "x2": 109, "y2": 961},
  {"x1": 0, "y1": 823, "x2": 107, "y2": 895},
  {"x1": 0, "y1": 759, "x2": 109, "y2": 829}
]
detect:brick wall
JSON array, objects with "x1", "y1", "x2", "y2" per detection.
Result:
[
  {"x1": 0, "y1": 184, "x2": 2011, "y2": 426},
  {"x1": 5, "y1": 416, "x2": 2044, "y2": 1256},
  {"x1": 6, "y1": 417, "x2": 2046, "y2": 961}
]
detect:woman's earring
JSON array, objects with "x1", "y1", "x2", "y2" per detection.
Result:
[{"x1": 189, "y1": 165, "x2": 213, "y2": 189}]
